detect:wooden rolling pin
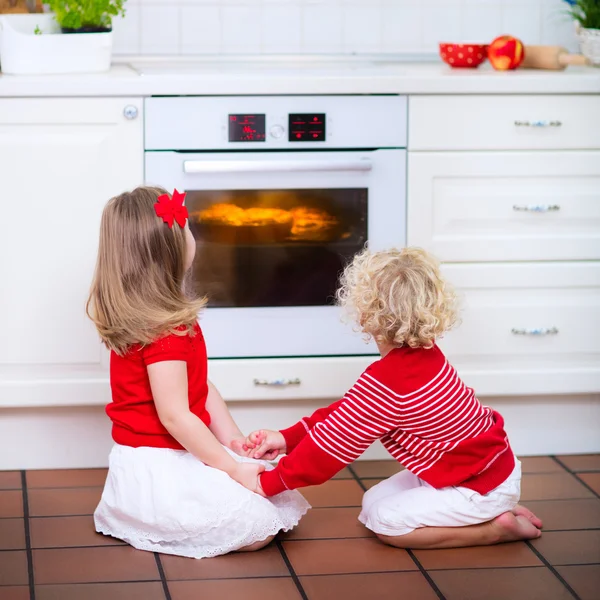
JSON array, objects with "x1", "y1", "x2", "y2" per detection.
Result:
[{"x1": 521, "y1": 45, "x2": 589, "y2": 70}]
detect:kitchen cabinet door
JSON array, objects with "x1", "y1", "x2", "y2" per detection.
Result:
[
  {"x1": 439, "y1": 262, "x2": 600, "y2": 396},
  {"x1": 0, "y1": 98, "x2": 143, "y2": 406},
  {"x1": 407, "y1": 151, "x2": 600, "y2": 262}
]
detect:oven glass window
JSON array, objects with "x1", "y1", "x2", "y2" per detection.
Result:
[{"x1": 187, "y1": 189, "x2": 368, "y2": 308}]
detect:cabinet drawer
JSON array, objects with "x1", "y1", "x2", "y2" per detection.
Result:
[
  {"x1": 438, "y1": 263, "x2": 600, "y2": 395},
  {"x1": 208, "y1": 355, "x2": 373, "y2": 402},
  {"x1": 409, "y1": 95, "x2": 600, "y2": 151},
  {"x1": 408, "y1": 151, "x2": 600, "y2": 262}
]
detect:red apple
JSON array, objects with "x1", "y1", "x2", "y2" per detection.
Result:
[{"x1": 488, "y1": 36, "x2": 525, "y2": 70}]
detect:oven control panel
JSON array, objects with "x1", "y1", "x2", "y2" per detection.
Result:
[
  {"x1": 227, "y1": 113, "x2": 327, "y2": 143},
  {"x1": 145, "y1": 96, "x2": 407, "y2": 150}
]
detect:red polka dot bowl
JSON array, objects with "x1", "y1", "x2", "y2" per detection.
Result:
[{"x1": 439, "y1": 43, "x2": 489, "y2": 68}]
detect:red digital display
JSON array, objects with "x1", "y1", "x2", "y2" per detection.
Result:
[
  {"x1": 289, "y1": 113, "x2": 326, "y2": 142},
  {"x1": 229, "y1": 114, "x2": 266, "y2": 142}
]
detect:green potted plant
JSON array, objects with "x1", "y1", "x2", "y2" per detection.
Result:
[
  {"x1": 46, "y1": 0, "x2": 126, "y2": 33},
  {"x1": 564, "y1": 0, "x2": 600, "y2": 64}
]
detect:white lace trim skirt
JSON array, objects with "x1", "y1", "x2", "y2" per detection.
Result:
[{"x1": 94, "y1": 444, "x2": 310, "y2": 559}]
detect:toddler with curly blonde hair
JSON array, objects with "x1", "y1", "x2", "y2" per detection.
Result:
[{"x1": 246, "y1": 247, "x2": 543, "y2": 549}]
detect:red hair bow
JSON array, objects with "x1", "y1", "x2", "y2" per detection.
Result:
[{"x1": 154, "y1": 189, "x2": 189, "y2": 228}]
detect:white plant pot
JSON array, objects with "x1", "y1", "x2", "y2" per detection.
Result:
[
  {"x1": 577, "y1": 25, "x2": 600, "y2": 66},
  {"x1": 0, "y1": 14, "x2": 112, "y2": 75}
]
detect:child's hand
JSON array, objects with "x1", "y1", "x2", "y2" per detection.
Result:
[
  {"x1": 229, "y1": 462, "x2": 265, "y2": 493},
  {"x1": 229, "y1": 437, "x2": 253, "y2": 458},
  {"x1": 246, "y1": 429, "x2": 286, "y2": 460}
]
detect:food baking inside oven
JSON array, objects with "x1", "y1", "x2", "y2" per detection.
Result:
[{"x1": 186, "y1": 189, "x2": 367, "y2": 308}]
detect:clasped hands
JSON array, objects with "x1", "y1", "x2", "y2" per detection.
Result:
[{"x1": 229, "y1": 429, "x2": 287, "y2": 498}]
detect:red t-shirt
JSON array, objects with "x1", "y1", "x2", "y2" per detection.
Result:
[{"x1": 107, "y1": 322, "x2": 211, "y2": 449}]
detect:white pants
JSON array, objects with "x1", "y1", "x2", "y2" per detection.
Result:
[{"x1": 359, "y1": 460, "x2": 521, "y2": 537}]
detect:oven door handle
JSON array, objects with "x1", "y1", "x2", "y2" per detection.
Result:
[{"x1": 182, "y1": 158, "x2": 373, "y2": 174}]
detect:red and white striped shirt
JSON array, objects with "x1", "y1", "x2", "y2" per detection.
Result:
[{"x1": 260, "y1": 344, "x2": 514, "y2": 497}]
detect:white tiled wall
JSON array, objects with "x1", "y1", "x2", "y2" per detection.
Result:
[{"x1": 112, "y1": 0, "x2": 579, "y2": 56}]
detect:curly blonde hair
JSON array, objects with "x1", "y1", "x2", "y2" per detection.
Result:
[
  {"x1": 86, "y1": 186, "x2": 206, "y2": 355},
  {"x1": 337, "y1": 247, "x2": 458, "y2": 349}
]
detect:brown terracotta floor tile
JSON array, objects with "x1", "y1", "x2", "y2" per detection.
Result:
[
  {"x1": 519, "y1": 456, "x2": 565, "y2": 474},
  {"x1": 169, "y1": 578, "x2": 301, "y2": 600},
  {"x1": 414, "y1": 542, "x2": 542, "y2": 570},
  {"x1": 524, "y1": 499, "x2": 600, "y2": 530},
  {"x1": 33, "y1": 546, "x2": 160, "y2": 584},
  {"x1": 0, "y1": 472, "x2": 22, "y2": 490},
  {"x1": 0, "y1": 491, "x2": 23, "y2": 518},
  {"x1": 556, "y1": 454, "x2": 600, "y2": 472},
  {"x1": 282, "y1": 507, "x2": 373, "y2": 540},
  {"x1": 578, "y1": 473, "x2": 600, "y2": 495},
  {"x1": 556, "y1": 565, "x2": 600, "y2": 600},
  {"x1": 0, "y1": 518, "x2": 26, "y2": 550},
  {"x1": 301, "y1": 572, "x2": 439, "y2": 600},
  {"x1": 27, "y1": 469, "x2": 107, "y2": 489},
  {"x1": 161, "y1": 544, "x2": 288, "y2": 580},
  {"x1": 332, "y1": 467, "x2": 353, "y2": 480},
  {"x1": 430, "y1": 567, "x2": 572, "y2": 600},
  {"x1": 299, "y1": 480, "x2": 364, "y2": 508},
  {"x1": 0, "y1": 587, "x2": 30, "y2": 600},
  {"x1": 520, "y1": 472, "x2": 594, "y2": 501},
  {"x1": 530, "y1": 530, "x2": 600, "y2": 565},
  {"x1": 30, "y1": 515, "x2": 124, "y2": 548},
  {"x1": 0, "y1": 550, "x2": 29, "y2": 586},
  {"x1": 362, "y1": 478, "x2": 385, "y2": 490},
  {"x1": 28, "y1": 487, "x2": 102, "y2": 517},
  {"x1": 352, "y1": 460, "x2": 404, "y2": 478},
  {"x1": 283, "y1": 538, "x2": 415, "y2": 575},
  {"x1": 35, "y1": 582, "x2": 166, "y2": 600}
]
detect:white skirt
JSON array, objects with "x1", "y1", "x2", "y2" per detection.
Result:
[{"x1": 94, "y1": 444, "x2": 310, "y2": 559}]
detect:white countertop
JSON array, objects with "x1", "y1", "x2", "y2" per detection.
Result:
[{"x1": 1, "y1": 57, "x2": 599, "y2": 96}]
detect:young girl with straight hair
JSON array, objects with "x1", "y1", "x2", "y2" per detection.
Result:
[{"x1": 87, "y1": 186, "x2": 309, "y2": 559}]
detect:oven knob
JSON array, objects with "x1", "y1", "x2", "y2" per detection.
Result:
[{"x1": 270, "y1": 125, "x2": 285, "y2": 139}]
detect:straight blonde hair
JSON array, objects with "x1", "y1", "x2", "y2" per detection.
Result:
[{"x1": 86, "y1": 186, "x2": 206, "y2": 355}]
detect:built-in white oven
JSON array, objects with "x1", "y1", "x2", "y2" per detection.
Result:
[{"x1": 145, "y1": 95, "x2": 407, "y2": 358}]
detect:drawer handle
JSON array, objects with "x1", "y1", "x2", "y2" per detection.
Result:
[
  {"x1": 253, "y1": 378, "x2": 301, "y2": 387},
  {"x1": 511, "y1": 327, "x2": 559, "y2": 336},
  {"x1": 514, "y1": 120, "x2": 562, "y2": 128},
  {"x1": 513, "y1": 204, "x2": 560, "y2": 213}
]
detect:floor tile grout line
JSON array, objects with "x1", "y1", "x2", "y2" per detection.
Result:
[
  {"x1": 2, "y1": 565, "x2": 600, "y2": 588},
  {"x1": 525, "y1": 541, "x2": 581, "y2": 600},
  {"x1": 347, "y1": 465, "x2": 367, "y2": 491},
  {"x1": 20, "y1": 471, "x2": 36, "y2": 600},
  {"x1": 407, "y1": 550, "x2": 447, "y2": 600},
  {"x1": 154, "y1": 553, "x2": 172, "y2": 600},
  {"x1": 1, "y1": 494, "x2": 598, "y2": 522},
  {"x1": 3, "y1": 526, "x2": 600, "y2": 551},
  {"x1": 551, "y1": 456, "x2": 600, "y2": 500},
  {"x1": 276, "y1": 539, "x2": 309, "y2": 600}
]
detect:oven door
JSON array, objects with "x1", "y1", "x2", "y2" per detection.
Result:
[{"x1": 145, "y1": 149, "x2": 406, "y2": 358}]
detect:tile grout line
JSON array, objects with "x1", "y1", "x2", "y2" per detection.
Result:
[
  {"x1": 275, "y1": 539, "x2": 309, "y2": 600},
  {"x1": 525, "y1": 540, "x2": 581, "y2": 600},
  {"x1": 551, "y1": 456, "x2": 600, "y2": 500},
  {"x1": 407, "y1": 550, "x2": 447, "y2": 600},
  {"x1": 154, "y1": 553, "x2": 172, "y2": 600},
  {"x1": 347, "y1": 466, "x2": 447, "y2": 600},
  {"x1": 347, "y1": 465, "x2": 367, "y2": 492},
  {"x1": 20, "y1": 471, "x2": 36, "y2": 600}
]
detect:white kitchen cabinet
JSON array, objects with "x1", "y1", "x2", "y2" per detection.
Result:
[
  {"x1": 409, "y1": 95, "x2": 600, "y2": 151},
  {"x1": 408, "y1": 94, "x2": 600, "y2": 399},
  {"x1": 438, "y1": 262, "x2": 600, "y2": 395},
  {"x1": 408, "y1": 151, "x2": 600, "y2": 262},
  {"x1": 0, "y1": 98, "x2": 143, "y2": 404}
]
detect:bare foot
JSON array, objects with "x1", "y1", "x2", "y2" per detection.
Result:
[
  {"x1": 491, "y1": 511, "x2": 542, "y2": 543},
  {"x1": 512, "y1": 504, "x2": 543, "y2": 529}
]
